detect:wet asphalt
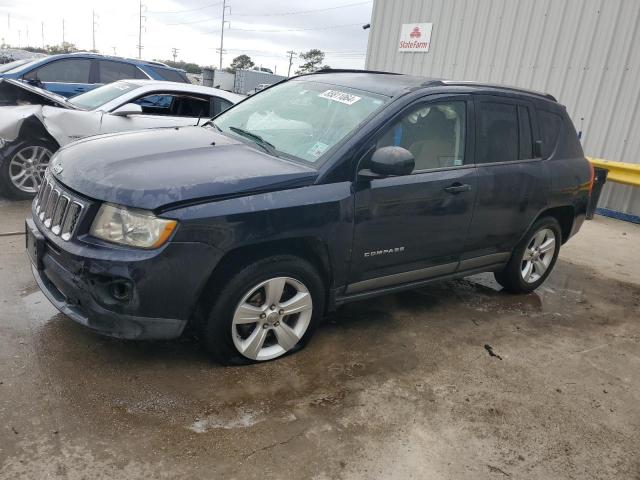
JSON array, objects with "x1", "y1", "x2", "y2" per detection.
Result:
[{"x1": 1, "y1": 200, "x2": 639, "y2": 479}]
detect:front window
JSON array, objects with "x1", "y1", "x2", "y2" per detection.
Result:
[
  {"x1": 68, "y1": 82, "x2": 140, "y2": 110},
  {"x1": 213, "y1": 80, "x2": 389, "y2": 165},
  {"x1": 24, "y1": 59, "x2": 91, "y2": 83}
]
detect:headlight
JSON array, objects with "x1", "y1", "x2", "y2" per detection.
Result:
[{"x1": 90, "y1": 204, "x2": 177, "y2": 249}]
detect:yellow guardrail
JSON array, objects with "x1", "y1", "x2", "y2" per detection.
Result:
[{"x1": 587, "y1": 157, "x2": 640, "y2": 187}]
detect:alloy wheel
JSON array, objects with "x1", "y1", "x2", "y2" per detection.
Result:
[
  {"x1": 231, "y1": 276, "x2": 313, "y2": 361},
  {"x1": 521, "y1": 228, "x2": 556, "y2": 283},
  {"x1": 9, "y1": 146, "x2": 52, "y2": 194}
]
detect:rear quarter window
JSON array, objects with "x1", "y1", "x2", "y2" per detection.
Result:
[
  {"x1": 149, "y1": 66, "x2": 189, "y2": 83},
  {"x1": 538, "y1": 110, "x2": 562, "y2": 158}
]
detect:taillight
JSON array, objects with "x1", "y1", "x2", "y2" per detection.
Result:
[{"x1": 588, "y1": 161, "x2": 595, "y2": 194}]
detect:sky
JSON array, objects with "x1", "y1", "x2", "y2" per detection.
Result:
[{"x1": 0, "y1": 0, "x2": 373, "y2": 74}]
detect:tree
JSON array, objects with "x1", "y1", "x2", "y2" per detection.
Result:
[
  {"x1": 45, "y1": 42, "x2": 79, "y2": 54},
  {"x1": 226, "y1": 54, "x2": 254, "y2": 73},
  {"x1": 295, "y1": 49, "x2": 329, "y2": 74},
  {"x1": 157, "y1": 59, "x2": 203, "y2": 74}
]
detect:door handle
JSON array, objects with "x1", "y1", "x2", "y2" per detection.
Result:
[{"x1": 444, "y1": 183, "x2": 471, "y2": 194}]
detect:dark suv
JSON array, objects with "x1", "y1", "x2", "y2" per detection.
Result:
[{"x1": 26, "y1": 71, "x2": 593, "y2": 364}]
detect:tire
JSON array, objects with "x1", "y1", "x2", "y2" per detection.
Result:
[
  {"x1": 202, "y1": 255, "x2": 325, "y2": 365},
  {"x1": 0, "y1": 139, "x2": 55, "y2": 200},
  {"x1": 494, "y1": 217, "x2": 562, "y2": 293}
]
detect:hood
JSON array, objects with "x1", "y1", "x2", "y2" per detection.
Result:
[
  {"x1": 51, "y1": 126, "x2": 318, "y2": 211},
  {"x1": 0, "y1": 78, "x2": 73, "y2": 108}
]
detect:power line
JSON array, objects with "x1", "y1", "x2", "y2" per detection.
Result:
[
  {"x1": 147, "y1": 1, "x2": 223, "y2": 15},
  {"x1": 230, "y1": 23, "x2": 364, "y2": 33},
  {"x1": 166, "y1": 16, "x2": 220, "y2": 26},
  {"x1": 231, "y1": 1, "x2": 372, "y2": 17}
]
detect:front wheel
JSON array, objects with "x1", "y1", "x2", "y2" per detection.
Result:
[
  {"x1": 0, "y1": 140, "x2": 54, "y2": 199},
  {"x1": 202, "y1": 255, "x2": 325, "y2": 365},
  {"x1": 495, "y1": 217, "x2": 562, "y2": 293}
]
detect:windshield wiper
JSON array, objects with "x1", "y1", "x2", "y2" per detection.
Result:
[{"x1": 228, "y1": 126, "x2": 278, "y2": 157}]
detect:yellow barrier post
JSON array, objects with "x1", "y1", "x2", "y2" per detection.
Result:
[{"x1": 587, "y1": 157, "x2": 640, "y2": 187}]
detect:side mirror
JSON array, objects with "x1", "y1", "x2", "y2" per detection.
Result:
[
  {"x1": 360, "y1": 146, "x2": 415, "y2": 178},
  {"x1": 533, "y1": 140, "x2": 543, "y2": 158},
  {"x1": 111, "y1": 103, "x2": 143, "y2": 117},
  {"x1": 24, "y1": 77, "x2": 44, "y2": 88}
]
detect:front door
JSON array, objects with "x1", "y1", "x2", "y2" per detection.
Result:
[{"x1": 347, "y1": 96, "x2": 477, "y2": 294}]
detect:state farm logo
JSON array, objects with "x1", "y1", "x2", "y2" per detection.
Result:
[{"x1": 398, "y1": 22, "x2": 432, "y2": 52}]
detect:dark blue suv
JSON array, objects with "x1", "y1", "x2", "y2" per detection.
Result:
[
  {"x1": 0, "y1": 53, "x2": 189, "y2": 97},
  {"x1": 26, "y1": 71, "x2": 593, "y2": 365}
]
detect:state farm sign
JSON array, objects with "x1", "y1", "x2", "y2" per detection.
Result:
[{"x1": 398, "y1": 23, "x2": 433, "y2": 52}]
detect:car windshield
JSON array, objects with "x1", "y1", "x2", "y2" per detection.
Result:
[
  {"x1": 2, "y1": 58, "x2": 41, "y2": 74},
  {"x1": 213, "y1": 80, "x2": 389, "y2": 165},
  {"x1": 68, "y1": 81, "x2": 140, "y2": 110},
  {"x1": 0, "y1": 59, "x2": 35, "y2": 73}
]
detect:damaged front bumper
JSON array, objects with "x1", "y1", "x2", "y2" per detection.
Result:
[{"x1": 26, "y1": 216, "x2": 222, "y2": 340}]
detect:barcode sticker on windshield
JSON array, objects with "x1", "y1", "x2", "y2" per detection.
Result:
[{"x1": 319, "y1": 90, "x2": 361, "y2": 105}]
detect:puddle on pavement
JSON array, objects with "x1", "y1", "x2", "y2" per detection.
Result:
[{"x1": 12, "y1": 260, "x2": 640, "y2": 438}]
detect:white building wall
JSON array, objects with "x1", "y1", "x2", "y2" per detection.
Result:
[{"x1": 366, "y1": 0, "x2": 640, "y2": 217}]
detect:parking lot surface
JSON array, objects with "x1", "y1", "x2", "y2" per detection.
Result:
[{"x1": 1, "y1": 200, "x2": 639, "y2": 479}]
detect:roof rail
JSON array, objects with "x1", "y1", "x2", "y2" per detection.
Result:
[
  {"x1": 311, "y1": 68, "x2": 402, "y2": 76},
  {"x1": 439, "y1": 80, "x2": 557, "y2": 102}
]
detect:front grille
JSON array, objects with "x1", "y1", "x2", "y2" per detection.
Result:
[{"x1": 34, "y1": 175, "x2": 86, "y2": 241}]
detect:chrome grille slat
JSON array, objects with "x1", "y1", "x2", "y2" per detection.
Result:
[
  {"x1": 51, "y1": 195, "x2": 69, "y2": 235},
  {"x1": 34, "y1": 175, "x2": 85, "y2": 241},
  {"x1": 43, "y1": 189, "x2": 60, "y2": 227},
  {"x1": 61, "y1": 202, "x2": 83, "y2": 241},
  {"x1": 38, "y1": 182, "x2": 52, "y2": 219}
]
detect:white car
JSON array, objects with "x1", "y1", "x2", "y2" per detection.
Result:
[{"x1": 0, "y1": 79, "x2": 243, "y2": 198}]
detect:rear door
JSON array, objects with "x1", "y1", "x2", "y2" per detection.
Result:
[
  {"x1": 23, "y1": 58, "x2": 92, "y2": 97},
  {"x1": 347, "y1": 95, "x2": 478, "y2": 294},
  {"x1": 462, "y1": 95, "x2": 549, "y2": 264}
]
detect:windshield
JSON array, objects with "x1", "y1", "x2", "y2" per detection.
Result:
[
  {"x1": 213, "y1": 80, "x2": 389, "y2": 165},
  {"x1": 0, "y1": 59, "x2": 35, "y2": 73},
  {"x1": 69, "y1": 81, "x2": 140, "y2": 110},
  {"x1": 3, "y1": 58, "x2": 41, "y2": 74}
]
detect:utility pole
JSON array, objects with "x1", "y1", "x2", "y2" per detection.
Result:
[
  {"x1": 92, "y1": 10, "x2": 98, "y2": 52},
  {"x1": 112, "y1": 46, "x2": 117, "y2": 55},
  {"x1": 287, "y1": 50, "x2": 296, "y2": 77},
  {"x1": 137, "y1": 1, "x2": 146, "y2": 59},
  {"x1": 41, "y1": 21, "x2": 44, "y2": 48},
  {"x1": 25, "y1": 25, "x2": 29, "y2": 47},
  {"x1": 172, "y1": 47, "x2": 179, "y2": 62},
  {"x1": 218, "y1": 0, "x2": 230, "y2": 70},
  {"x1": 62, "y1": 19, "x2": 65, "y2": 45}
]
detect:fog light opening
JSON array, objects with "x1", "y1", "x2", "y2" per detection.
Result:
[{"x1": 109, "y1": 280, "x2": 132, "y2": 302}]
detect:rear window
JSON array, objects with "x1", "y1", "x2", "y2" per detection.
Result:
[
  {"x1": 538, "y1": 110, "x2": 562, "y2": 158},
  {"x1": 148, "y1": 66, "x2": 189, "y2": 83}
]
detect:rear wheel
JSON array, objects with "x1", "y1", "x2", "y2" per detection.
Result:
[
  {"x1": 202, "y1": 255, "x2": 325, "y2": 365},
  {"x1": 495, "y1": 217, "x2": 562, "y2": 293},
  {"x1": 0, "y1": 140, "x2": 54, "y2": 199}
]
